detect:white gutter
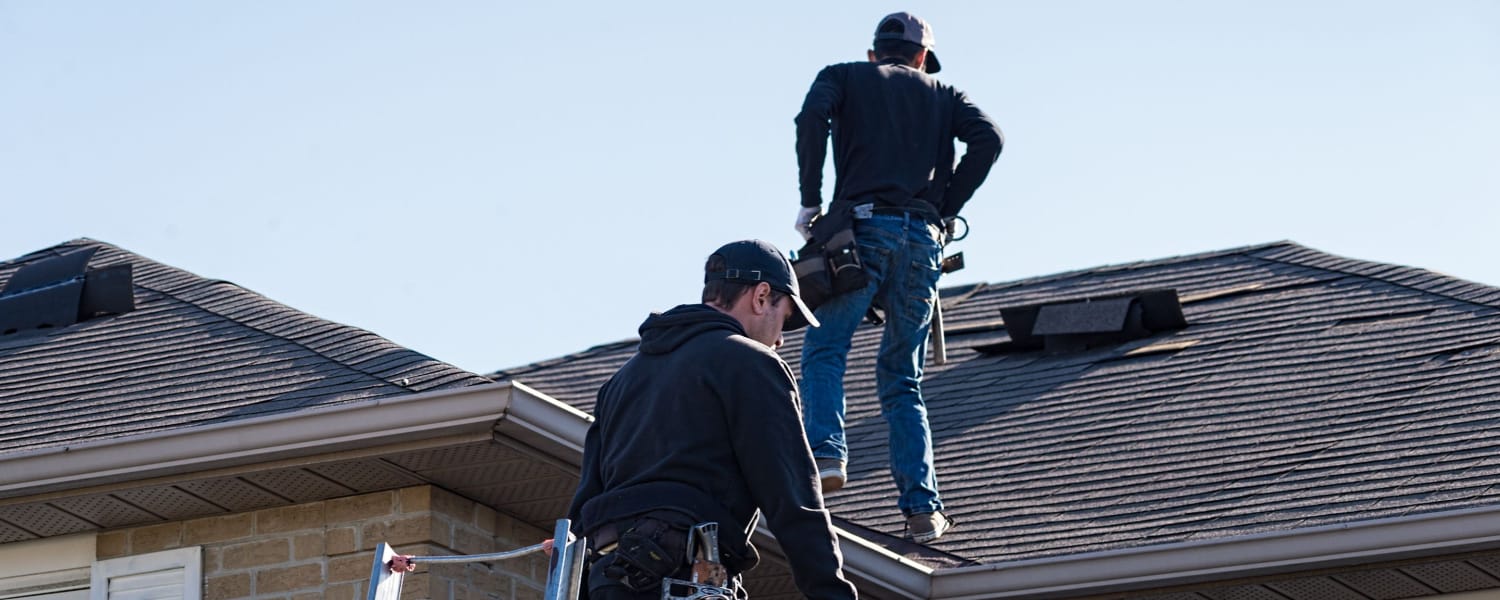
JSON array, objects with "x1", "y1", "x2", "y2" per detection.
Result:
[
  {"x1": 42, "y1": 377, "x2": 1489, "y2": 600},
  {"x1": 930, "y1": 503, "x2": 1500, "y2": 599},
  {"x1": 0, "y1": 382, "x2": 516, "y2": 499},
  {"x1": 495, "y1": 380, "x2": 592, "y2": 467},
  {"x1": 825, "y1": 528, "x2": 933, "y2": 600},
  {"x1": 746, "y1": 524, "x2": 933, "y2": 600}
]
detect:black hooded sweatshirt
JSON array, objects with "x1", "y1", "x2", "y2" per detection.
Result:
[{"x1": 568, "y1": 304, "x2": 856, "y2": 600}]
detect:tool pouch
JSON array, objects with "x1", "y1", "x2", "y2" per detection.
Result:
[
  {"x1": 604, "y1": 515, "x2": 690, "y2": 592},
  {"x1": 792, "y1": 244, "x2": 833, "y2": 309},
  {"x1": 795, "y1": 207, "x2": 869, "y2": 311},
  {"x1": 823, "y1": 228, "x2": 869, "y2": 296}
]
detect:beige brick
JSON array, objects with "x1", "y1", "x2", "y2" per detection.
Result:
[
  {"x1": 327, "y1": 526, "x2": 358, "y2": 554},
  {"x1": 468, "y1": 566, "x2": 509, "y2": 596},
  {"x1": 400, "y1": 572, "x2": 430, "y2": 599},
  {"x1": 399, "y1": 486, "x2": 432, "y2": 513},
  {"x1": 474, "y1": 504, "x2": 497, "y2": 534},
  {"x1": 452, "y1": 526, "x2": 494, "y2": 555},
  {"x1": 256, "y1": 503, "x2": 325, "y2": 534},
  {"x1": 205, "y1": 572, "x2": 251, "y2": 599},
  {"x1": 363, "y1": 514, "x2": 432, "y2": 547},
  {"x1": 430, "y1": 487, "x2": 473, "y2": 522},
  {"x1": 255, "y1": 563, "x2": 323, "y2": 594},
  {"x1": 327, "y1": 492, "x2": 395, "y2": 523},
  {"x1": 185, "y1": 513, "x2": 254, "y2": 545},
  {"x1": 516, "y1": 582, "x2": 544, "y2": 600},
  {"x1": 132, "y1": 522, "x2": 183, "y2": 552},
  {"x1": 221, "y1": 538, "x2": 290, "y2": 570},
  {"x1": 501, "y1": 552, "x2": 549, "y2": 585},
  {"x1": 427, "y1": 563, "x2": 467, "y2": 590},
  {"x1": 293, "y1": 532, "x2": 325, "y2": 560},
  {"x1": 97, "y1": 530, "x2": 129, "y2": 558},
  {"x1": 328, "y1": 554, "x2": 374, "y2": 583},
  {"x1": 325, "y1": 582, "x2": 360, "y2": 600},
  {"x1": 491, "y1": 512, "x2": 518, "y2": 545},
  {"x1": 430, "y1": 514, "x2": 456, "y2": 550},
  {"x1": 515, "y1": 519, "x2": 547, "y2": 540}
]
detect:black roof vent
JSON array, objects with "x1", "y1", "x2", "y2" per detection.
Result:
[
  {"x1": 980, "y1": 289, "x2": 1186, "y2": 354},
  {"x1": 0, "y1": 247, "x2": 135, "y2": 336}
]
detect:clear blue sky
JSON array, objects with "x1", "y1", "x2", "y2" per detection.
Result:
[{"x1": 3, "y1": 2, "x2": 1496, "y2": 374}]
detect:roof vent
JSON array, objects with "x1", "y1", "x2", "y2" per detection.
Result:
[
  {"x1": 0, "y1": 247, "x2": 135, "y2": 336},
  {"x1": 979, "y1": 289, "x2": 1186, "y2": 354}
]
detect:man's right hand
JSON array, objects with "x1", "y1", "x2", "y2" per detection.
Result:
[{"x1": 795, "y1": 206, "x2": 822, "y2": 241}]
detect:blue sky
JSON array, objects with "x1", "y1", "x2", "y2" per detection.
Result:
[{"x1": 3, "y1": 1, "x2": 1496, "y2": 373}]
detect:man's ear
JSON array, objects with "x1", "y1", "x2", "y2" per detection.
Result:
[
  {"x1": 867, "y1": 49, "x2": 878, "y2": 63},
  {"x1": 913, "y1": 48, "x2": 928, "y2": 70},
  {"x1": 752, "y1": 282, "x2": 774, "y2": 315}
]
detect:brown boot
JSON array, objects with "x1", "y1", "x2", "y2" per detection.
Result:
[
  {"x1": 906, "y1": 511, "x2": 954, "y2": 543},
  {"x1": 816, "y1": 458, "x2": 846, "y2": 493}
]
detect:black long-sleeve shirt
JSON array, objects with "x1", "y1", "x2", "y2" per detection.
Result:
[
  {"x1": 568, "y1": 304, "x2": 857, "y2": 600},
  {"x1": 796, "y1": 59, "x2": 1003, "y2": 222}
]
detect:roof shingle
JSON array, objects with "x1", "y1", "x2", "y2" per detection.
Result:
[
  {"x1": 491, "y1": 241, "x2": 1500, "y2": 565},
  {"x1": 0, "y1": 238, "x2": 491, "y2": 456}
]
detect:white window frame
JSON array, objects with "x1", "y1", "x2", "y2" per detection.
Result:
[
  {"x1": 89, "y1": 547, "x2": 200, "y2": 600},
  {"x1": 0, "y1": 534, "x2": 94, "y2": 600}
]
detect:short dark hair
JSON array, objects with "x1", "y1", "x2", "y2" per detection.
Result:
[
  {"x1": 873, "y1": 38, "x2": 924, "y2": 64},
  {"x1": 702, "y1": 253, "x2": 789, "y2": 309}
]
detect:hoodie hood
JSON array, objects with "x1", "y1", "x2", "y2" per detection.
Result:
[{"x1": 638, "y1": 304, "x2": 746, "y2": 355}]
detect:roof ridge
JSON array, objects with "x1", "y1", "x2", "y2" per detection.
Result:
[
  {"x1": 491, "y1": 338, "x2": 640, "y2": 380},
  {"x1": 498, "y1": 242, "x2": 1306, "y2": 373},
  {"x1": 964, "y1": 240, "x2": 1300, "y2": 294},
  {"x1": 1247, "y1": 244, "x2": 1500, "y2": 309},
  {"x1": 143, "y1": 277, "x2": 482, "y2": 391},
  {"x1": 11, "y1": 239, "x2": 484, "y2": 392}
]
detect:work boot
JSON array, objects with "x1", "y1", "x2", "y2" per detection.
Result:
[
  {"x1": 906, "y1": 511, "x2": 955, "y2": 543},
  {"x1": 816, "y1": 458, "x2": 846, "y2": 493}
]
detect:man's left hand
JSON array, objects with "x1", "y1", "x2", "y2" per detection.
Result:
[{"x1": 795, "y1": 206, "x2": 822, "y2": 241}]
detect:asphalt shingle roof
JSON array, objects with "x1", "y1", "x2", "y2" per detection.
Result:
[
  {"x1": 0, "y1": 239, "x2": 491, "y2": 456},
  {"x1": 491, "y1": 241, "x2": 1500, "y2": 565}
]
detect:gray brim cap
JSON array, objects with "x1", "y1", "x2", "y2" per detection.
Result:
[
  {"x1": 874, "y1": 11, "x2": 941, "y2": 74},
  {"x1": 705, "y1": 240, "x2": 821, "y2": 331}
]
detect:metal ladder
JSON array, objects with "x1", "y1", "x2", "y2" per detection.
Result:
[{"x1": 366, "y1": 518, "x2": 587, "y2": 600}]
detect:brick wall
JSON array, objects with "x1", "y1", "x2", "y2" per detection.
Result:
[{"x1": 96, "y1": 485, "x2": 550, "y2": 600}]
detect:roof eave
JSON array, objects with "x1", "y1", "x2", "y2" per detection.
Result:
[
  {"x1": 0, "y1": 382, "x2": 517, "y2": 499},
  {"x1": 931, "y1": 504, "x2": 1500, "y2": 599},
  {"x1": 494, "y1": 380, "x2": 593, "y2": 467},
  {"x1": 830, "y1": 528, "x2": 935, "y2": 599}
]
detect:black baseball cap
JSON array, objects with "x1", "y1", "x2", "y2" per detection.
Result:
[
  {"x1": 874, "y1": 11, "x2": 941, "y2": 74},
  {"x1": 704, "y1": 240, "x2": 820, "y2": 331}
]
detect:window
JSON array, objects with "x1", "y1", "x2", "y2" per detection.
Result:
[
  {"x1": 0, "y1": 534, "x2": 94, "y2": 600},
  {"x1": 88, "y1": 547, "x2": 200, "y2": 600}
]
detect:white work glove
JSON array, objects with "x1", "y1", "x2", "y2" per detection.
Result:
[
  {"x1": 795, "y1": 206, "x2": 822, "y2": 241},
  {"x1": 942, "y1": 217, "x2": 957, "y2": 244}
]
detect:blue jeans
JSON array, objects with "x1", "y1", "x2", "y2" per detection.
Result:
[{"x1": 799, "y1": 213, "x2": 944, "y2": 517}]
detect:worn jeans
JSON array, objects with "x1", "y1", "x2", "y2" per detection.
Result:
[{"x1": 799, "y1": 213, "x2": 944, "y2": 517}]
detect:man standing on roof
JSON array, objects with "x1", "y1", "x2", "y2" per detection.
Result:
[
  {"x1": 567, "y1": 240, "x2": 857, "y2": 600},
  {"x1": 793, "y1": 12, "x2": 1003, "y2": 543}
]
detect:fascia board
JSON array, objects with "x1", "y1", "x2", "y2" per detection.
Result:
[
  {"x1": 494, "y1": 380, "x2": 592, "y2": 468},
  {"x1": 827, "y1": 528, "x2": 934, "y2": 600},
  {"x1": 744, "y1": 524, "x2": 931, "y2": 600},
  {"x1": 930, "y1": 504, "x2": 1500, "y2": 600},
  {"x1": 0, "y1": 382, "x2": 514, "y2": 499}
]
